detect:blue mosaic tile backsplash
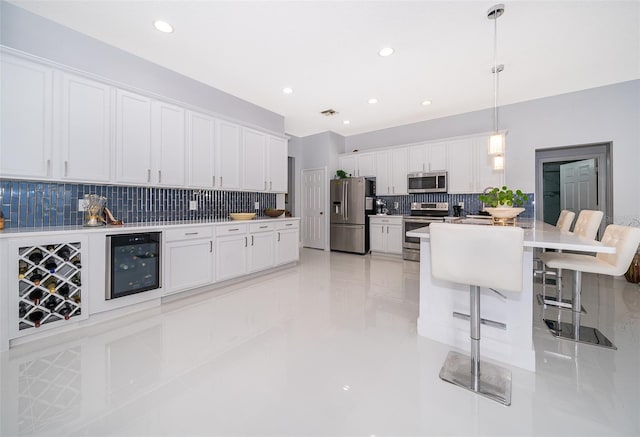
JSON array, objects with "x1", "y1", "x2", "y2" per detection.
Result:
[
  {"x1": 377, "y1": 192, "x2": 535, "y2": 218},
  {"x1": 0, "y1": 179, "x2": 276, "y2": 229}
]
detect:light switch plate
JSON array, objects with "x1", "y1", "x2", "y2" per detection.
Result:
[
  {"x1": 78, "y1": 198, "x2": 88, "y2": 212},
  {"x1": 189, "y1": 200, "x2": 198, "y2": 211},
  {"x1": 254, "y1": 202, "x2": 260, "y2": 210}
]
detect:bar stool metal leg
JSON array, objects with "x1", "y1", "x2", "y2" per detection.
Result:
[
  {"x1": 439, "y1": 285, "x2": 512, "y2": 406},
  {"x1": 543, "y1": 271, "x2": 617, "y2": 349}
]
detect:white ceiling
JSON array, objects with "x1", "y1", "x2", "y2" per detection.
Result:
[{"x1": 10, "y1": 1, "x2": 640, "y2": 137}]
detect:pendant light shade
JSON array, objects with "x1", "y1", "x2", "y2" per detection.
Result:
[
  {"x1": 493, "y1": 154, "x2": 505, "y2": 170},
  {"x1": 488, "y1": 4, "x2": 505, "y2": 158}
]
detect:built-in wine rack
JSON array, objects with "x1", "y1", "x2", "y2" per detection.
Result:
[{"x1": 17, "y1": 243, "x2": 83, "y2": 331}]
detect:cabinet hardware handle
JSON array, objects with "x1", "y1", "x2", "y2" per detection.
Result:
[
  {"x1": 229, "y1": 228, "x2": 239, "y2": 231},
  {"x1": 213, "y1": 175, "x2": 216, "y2": 187},
  {"x1": 264, "y1": 181, "x2": 267, "y2": 190},
  {"x1": 278, "y1": 232, "x2": 280, "y2": 242},
  {"x1": 220, "y1": 176, "x2": 223, "y2": 186},
  {"x1": 259, "y1": 225, "x2": 268, "y2": 229},
  {"x1": 64, "y1": 161, "x2": 68, "y2": 177},
  {"x1": 210, "y1": 241, "x2": 213, "y2": 252},
  {"x1": 285, "y1": 223, "x2": 292, "y2": 226},
  {"x1": 147, "y1": 169, "x2": 151, "y2": 182},
  {"x1": 270, "y1": 181, "x2": 272, "y2": 190},
  {"x1": 244, "y1": 236, "x2": 247, "y2": 247},
  {"x1": 387, "y1": 226, "x2": 389, "y2": 234},
  {"x1": 158, "y1": 170, "x2": 162, "y2": 183},
  {"x1": 381, "y1": 226, "x2": 384, "y2": 234},
  {"x1": 251, "y1": 235, "x2": 254, "y2": 246},
  {"x1": 185, "y1": 232, "x2": 199, "y2": 235},
  {"x1": 46, "y1": 159, "x2": 51, "y2": 176},
  {"x1": 392, "y1": 186, "x2": 395, "y2": 193},
  {"x1": 387, "y1": 186, "x2": 390, "y2": 193}
]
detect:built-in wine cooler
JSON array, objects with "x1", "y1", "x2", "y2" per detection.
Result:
[
  {"x1": 16, "y1": 242, "x2": 84, "y2": 331},
  {"x1": 106, "y1": 232, "x2": 161, "y2": 300}
]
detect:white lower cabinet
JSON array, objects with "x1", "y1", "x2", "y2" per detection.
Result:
[
  {"x1": 215, "y1": 233, "x2": 248, "y2": 282},
  {"x1": 164, "y1": 227, "x2": 214, "y2": 294},
  {"x1": 369, "y1": 217, "x2": 403, "y2": 255},
  {"x1": 275, "y1": 221, "x2": 300, "y2": 265}
]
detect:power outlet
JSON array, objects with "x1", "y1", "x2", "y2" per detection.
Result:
[
  {"x1": 254, "y1": 202, "x2": 260, "y2": 210},
  {"x1": 78, "y1": 198, "x2": 89, "y2": 211},
  {"x1": 458, "y1": 202, "x2": 464, "y2": 209},
  {"x1": 189, "y1": 200, "x2": 198, "y2": 211}
]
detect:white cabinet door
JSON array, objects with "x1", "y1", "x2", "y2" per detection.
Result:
[
  {"x1": 370, "y1": 223, "x2": 386, "y2": 252},
  {"x1": 267, "y1": 136, "x2": 287, "y2": 192},
  {"x1": 215, "y1": 235, "x2": 247, "y2": 281},
  {"x1": 375, "y1": 151, "x2": 391, "y2": 195},
  {"x1": 447, "y1": 138, "x2": 475, "y2": 194},
  {"x1": 391, "y1": 148, "x2": 408, "y2": 195},
  {"x1": 115, "y1": 90, "x2": 152, "y2": 184},
  {"x1": 0, "y1": 55, "x2": 53, "y2": 179},
  {"x1": 60, "y1": 73, "x2": 111, "y2": 182},
  {"x1": 338, "y1": 155, "x2": 357, "y2": 177},
  {"x1": 217, "y1": 120, "x2": 242, "y2": 189},
  {"x1": 165, "y1": 239, "x2": 214, "y2": 294},
  {"x1": 386, "y1": 224, "x2": 403, "y2": 254},
  {"x1": 248, "y1": 232, "x2": 274, "y2": 273},
  {"x1": 275, "y1": 228, "x2": 299, "y2": 265},
  {"x1": 153, "y1": 101, "x2": 185, "y2": 186},
  {"x1": 427, "y1": 141, "x2": 448, "y2": 171},
  {"x1": 242, "y1": 128, "x2": 267, "y2": 191},
  {"x1": 357, "y1": 153, "x2": 377, "y2": 177},
  {"x1": 474, "y1": 136, "x2": 504, "y2": 192},
  {"x1": 407, "y1": 145, "x2": 426, "y2": 173},
  {"x1": 188, "y1": 111, "x2": 216, "y2": 188}
]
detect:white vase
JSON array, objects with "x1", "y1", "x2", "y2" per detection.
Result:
[{"x1": 484, "y1": 207, "x2": 525, "y2": 219}]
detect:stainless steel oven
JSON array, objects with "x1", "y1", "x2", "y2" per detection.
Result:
[
  {"x1": 407, "y1": 171, "x2": 448, "y2": 194},
  {"x1": 106, "y1": 232, "x2": 162, "y2": 300},
  {"x1": 402, "y1": 202, "x2": 449, "y2": 261}
]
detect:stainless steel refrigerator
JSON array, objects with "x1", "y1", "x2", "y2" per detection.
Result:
[{"x1": 330, "y1": 177, "x2": 375, "y2": 254}]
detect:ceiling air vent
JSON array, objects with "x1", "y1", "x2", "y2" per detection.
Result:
[{"x1": 320, "y1": 109, "x2": 338, "y2": 116}]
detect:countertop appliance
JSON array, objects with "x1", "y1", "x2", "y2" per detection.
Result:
[
  {"x1": 407, "y1": 171, "x2": 448, "y2": 194},
  {"x1": 106, "y1": 232, "x2": 161, "y2": 300},
  {"x1": 403, "y1": 202, "x2": 449, "y2": 261},
  {"x1": 330, "y1": 177, "x2": 375, "y2": 254}
]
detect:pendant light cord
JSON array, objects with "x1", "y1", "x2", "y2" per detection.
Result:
[{"x1": 493, "y1": 12, "x2": 499, "y2": 134}]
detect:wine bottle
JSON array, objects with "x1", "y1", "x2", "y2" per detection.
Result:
[
  {"x1": 44, "y1": 297, "x2": 60, "y2": 312},
  {"x1": 46, "y1": 244, "x2": 56, "y2": 252},
  {"x1": 43, "y1": 277, "x2": 58, "y2": 293},
  {"x1": 72, "y1": 293, "x2": 81, "y2": 304},
  {"x1": 19, "y1": 302, "x2": 28, "y2": 318},
  {"x1": 57, "y1": 247, "x2": 71, "y2": 261},
  {"x1": 58, "y1": 284, "x2": 70, "y2": 299},
  {"x1": 71, "y1": 274, "x2": 81, "y2": 286},
  {"x1": 44, "y1": 259, "x2": 57, "y2": 273},
  {"x1": 70, "y1": 256, "x2": 82, "y2": 268},
  {"x1": 28, "y1": 288, "x2": 43, "y2": 305},
  {"x1": 18, "y1": 261, "x2": 28, "y2": 279},
  {"x1": 29, "y1": 270, "x2": 43, "y2": 286},
  {"x1": 28, "y1": 249, "x2": 43, "y2": 265},
  {"x1": 28, "y1": 310, "x2": 44, "y2": 327},
  {"x1": 58, "y1": 304, "x2": 74, "y2": 320}
]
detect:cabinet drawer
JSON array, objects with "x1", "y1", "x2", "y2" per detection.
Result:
[
  {"x1": 250, "y1": 222, "x2": 275, "y2": 233},
  {"x1": 164, "y1": 227, "x2": 213, "y2": 242},
  {"x1": 215, "y1": 223, "x2": 248, "y2": 236},
  {"x1": 370, "y1": 216, "x2": 402, "y2": 225},
  {"x1": 275, "y1": 220, "x2": 299, "y2": 230}
]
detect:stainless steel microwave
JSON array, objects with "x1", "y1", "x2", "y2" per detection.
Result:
[{"x1": 407, "y1": 171, "x2": 448, "y2": 193}]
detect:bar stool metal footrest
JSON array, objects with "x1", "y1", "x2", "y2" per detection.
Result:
[
  {"x1": 439, "y1": 351, "x2": 512, "y2": 406},
  {"x1": 543, "y1": 319, "x2": 617, "y2": 350},
  {"x1": 536, "y1": 294, "x2": 587, "y2": 313}
]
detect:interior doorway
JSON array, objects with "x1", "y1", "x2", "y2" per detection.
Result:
[
  {"x1": 301, "y1": 167, "x2": 327, "y2": 250},
  {"x1": 535, "y1": 143, "x2": 612, "y2": 237}
]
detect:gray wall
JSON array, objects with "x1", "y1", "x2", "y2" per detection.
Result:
[
  {"x1": 346, "y1": 80, "x2": 640, "y2": 224},
  {"x1": 0, "y1": 1, "x2": 284, "y2": 134}
]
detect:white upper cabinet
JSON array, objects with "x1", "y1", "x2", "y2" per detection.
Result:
[
  {"x1": 376, "y1": 149, "x2": 407, "y2": 196},
  {"x1": 0, "y1": 54, "x2": 53, "y2": 179},
  {"x1": 188, "y1": 111, "x2": 216, "y2": 188},
  {"x1": 447, "y1": 136, "x2": 504, "y2": 193},
  {"x1": 60, "y1": 73, "x2": 111, "y2": 182},
  {"x1": 338, "y1": 153, "x2": 376, "y2": 178},
  {"x1": 242, "y1": 128, "x2": 267, "y2": 191},
  {"x1": 407, "y1": 142, "x2": 448, "y2": 173},
  {"x1": 407, "y1": 145, "x2": 427, "y2": 173},
  {"x1": 217, "y1": 120, "x2": 242, "y2": 190},
  {"x1": 152, "y1": 101, "x2": 186, "y2": 187},
  {"x1": 375, "y1": 152, "x2": 392, "y2": 195},
  {"x1": 267, "y1": 136, "x2": 287, "y2": 192},
  {"x1": 474, "y1": 136, "x2": 504, "y2": 191},
  {"x1": 115, "y1": 89, "x2": 152, "y2": 184},
  {"x1": 338, "y1": 155, "x2": 356, "y2": 177}
]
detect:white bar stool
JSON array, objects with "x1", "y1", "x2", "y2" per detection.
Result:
[
  {"x1": 538, "y1": 209, "x2": 603, "y2": 311},
  {"x1": 430, "y1": 223, "x2": 524, "y2": 406},
  {"x1": 540, "y1": 224, "x2": 640, "y2": 349},
  {"x1": 534, "y1": 209, "x2": 575, "y2": 278}
]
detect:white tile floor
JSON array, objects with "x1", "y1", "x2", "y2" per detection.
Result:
[{"x1": 1, "y1": 248, "x2": 639, "y2": 436}]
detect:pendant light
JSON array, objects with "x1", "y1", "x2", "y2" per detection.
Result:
[{"x1": 487, "y1": 4, "x2": 505, "y2": 169}]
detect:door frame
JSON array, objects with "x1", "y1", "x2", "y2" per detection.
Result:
[
  {"x1": 535, "y1": 142, "x2": 612, "y2": 236},
  {"x1": 301, "y1": 167, "x2": 328, "y2": 250}
]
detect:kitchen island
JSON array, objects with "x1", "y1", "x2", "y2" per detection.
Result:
[{"x1": 406, "y1": 220, "x2": 615, "y2": 372}]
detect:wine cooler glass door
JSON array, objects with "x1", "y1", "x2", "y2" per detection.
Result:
[{"x1": 106, "y1": 232, "x2": 161, "y2": 300}]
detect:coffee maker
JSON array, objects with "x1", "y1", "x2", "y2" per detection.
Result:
[{"x1": 375, "y1": 199, "x2": 388, "y2": 215}]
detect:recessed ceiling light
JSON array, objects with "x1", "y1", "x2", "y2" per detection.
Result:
[
  {"x1": 421, "y1": 100, "x2": 432, "y2": 106},
  {"x1": 378, "y1": 47, "x2": 394, "y2": 57},
  {"x1": 368, "y1": 98, "x2": 378, "y2": 104},
  {"x1": 153, "y1": 20, "x2": 174, "y2": 33},
  {"x1": 282, "y1": 87, "x2": 293, "y2": 95},
  {"x1": 343, "y1": 120, "x2": 351, "y2": 125}
]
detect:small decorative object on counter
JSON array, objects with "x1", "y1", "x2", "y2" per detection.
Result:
[
  {"x1": 229, "y1": 212, "x2": 256, "y2": 220},
  {"x1": 264, "y1": 208, "x2": 285, "y2": 218},
  {"x1": 104, "y1": 207, "x2": 124, "y2": 225},
  {"x1": 625, "y1": 250, "x2": 640, "y2": 284},
  {"x1": 479, "y1": 186, "x2": 528, "y2": 222},
  {"x1": 0, "y1": 208, "x2": 4, "y2": 230},
  {"x1": 83, "y1": 194, "x2": 107, "y2": 227}
]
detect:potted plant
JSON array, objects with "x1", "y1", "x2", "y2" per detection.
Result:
[
  {"x1": 336, "y1": 169, "x2": 348, "y2": 179},
  {"x1": 478, "y1": 186, "x2": 529, "y2": 219}
]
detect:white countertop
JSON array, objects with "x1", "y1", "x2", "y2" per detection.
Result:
[
  {"x1": 0, "y1": 216, "x2": 300, "y2": 238},
  {"x1": 406, "y1": 220, "x2": 615, "y2": 253}
]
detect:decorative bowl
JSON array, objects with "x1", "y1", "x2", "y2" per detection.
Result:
[
  {"x1": 264, "y1": 209, "x2": 285, "y2": 218},
  {"x1": 483, "y1": 207, "x2": 525, "y2": 219},
  {"x1": 229, "y1": 212, "x2": 256, "y2": 221}
]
